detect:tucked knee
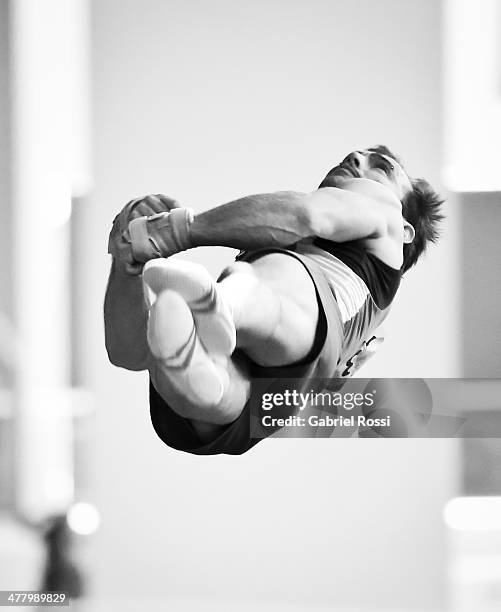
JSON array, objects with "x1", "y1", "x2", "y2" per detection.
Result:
[{"x1": 217, "y1": 260, "x2": 255, "y2": 282}]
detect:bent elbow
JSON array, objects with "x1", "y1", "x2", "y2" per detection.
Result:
[
  {"x1": 304, "y1": 203, "x2": 332, "y2": 239},
  {"x1": 303, "y1": 189, "x2": 343, "y2": 239}
]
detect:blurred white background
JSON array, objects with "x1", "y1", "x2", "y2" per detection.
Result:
[{"x1": 0, "y1": 0, "x2": 500, "y2": 610}]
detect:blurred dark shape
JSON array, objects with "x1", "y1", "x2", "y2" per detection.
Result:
[
  {"x1": 462, "y1": 413, "x2": 501, "y2": 495},
  {"x1": 41, "y1": 514, "x2": 84, "y2": 598}
]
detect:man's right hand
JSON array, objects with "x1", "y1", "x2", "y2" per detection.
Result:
[{"x1": 108, "y1": 194, "x2": 180, "y2": 275}]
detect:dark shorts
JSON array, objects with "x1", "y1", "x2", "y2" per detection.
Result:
[{"x1": 149, "y1": 247, "x2": 344, "y2": 455}]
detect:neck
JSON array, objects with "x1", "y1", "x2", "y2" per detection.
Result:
[{"x1": 340, "y1": 178, "x2": 402, "y2": 209}]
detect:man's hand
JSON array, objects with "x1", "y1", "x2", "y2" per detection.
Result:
[{"x1": 108, "y1": 194, "x2": 180, "y2": 275}]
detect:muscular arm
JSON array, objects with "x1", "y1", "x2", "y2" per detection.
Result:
[
  {"x1": 104, "y1": 181, "x2": 395, "y2": 371},
  {"x1": 104, "y1": 194, "x2": 181, "y2": 371},
  {"x1": 104, "y1": 259, "x2": 150, "y2": 371},
  {"x1": 189, "y1": 185, "x2": 390, "y2": 250}
]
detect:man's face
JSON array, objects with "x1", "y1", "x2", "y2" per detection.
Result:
[{"x1": 322, "y1": 149, "x2": 413, "y2": 202}]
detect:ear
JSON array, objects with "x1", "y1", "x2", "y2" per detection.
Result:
[{"x1": 403, "y1": 221, "x2": 415, "y2": 244}]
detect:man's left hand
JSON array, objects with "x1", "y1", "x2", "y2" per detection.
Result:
[{"x1": 108, "y1": 194, "x2": 180, "y2": 275}]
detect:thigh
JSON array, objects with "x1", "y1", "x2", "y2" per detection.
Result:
[{"x1": 238, "y1": 251, "x2": 320, "y2": 365}]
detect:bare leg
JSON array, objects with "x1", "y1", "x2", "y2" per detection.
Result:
[
  {"x1": 146, "y1": 252, "x2": 319, "y2": 432},
  {"x1": 218, "y1": 254, "x2": 318, "y2": 366}
]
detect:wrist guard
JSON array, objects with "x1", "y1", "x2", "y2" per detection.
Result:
[{"x1": 127, "y1": 207, "x2": 195, "y2": 262}]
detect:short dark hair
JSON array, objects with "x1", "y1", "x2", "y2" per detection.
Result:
[
  {"x1": 400, "y1": 178, "x2": 444, "y2": 273},
  {"x1": 366, "y1": 145, "x2": 445, "y2": 273}
]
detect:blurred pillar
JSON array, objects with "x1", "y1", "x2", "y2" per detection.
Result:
[
  {"x1": 0, "y1": 0, "x2": 13, "y2": 327},
  {"x1": 458, "y1": 191, "x2": 501, "y2": 377},
  {"x1": 443, "y1": 0, "x2": 501, "y2": 191},
  {"x1": 10, "y1": 0, "x2": 91, "y2": 522},
  {"x1": 0, "y1": 0, "x2": 15, "y2": 510},
  {"x1": 443, "y1": 1, "x2": 501, "y2": 376}
]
